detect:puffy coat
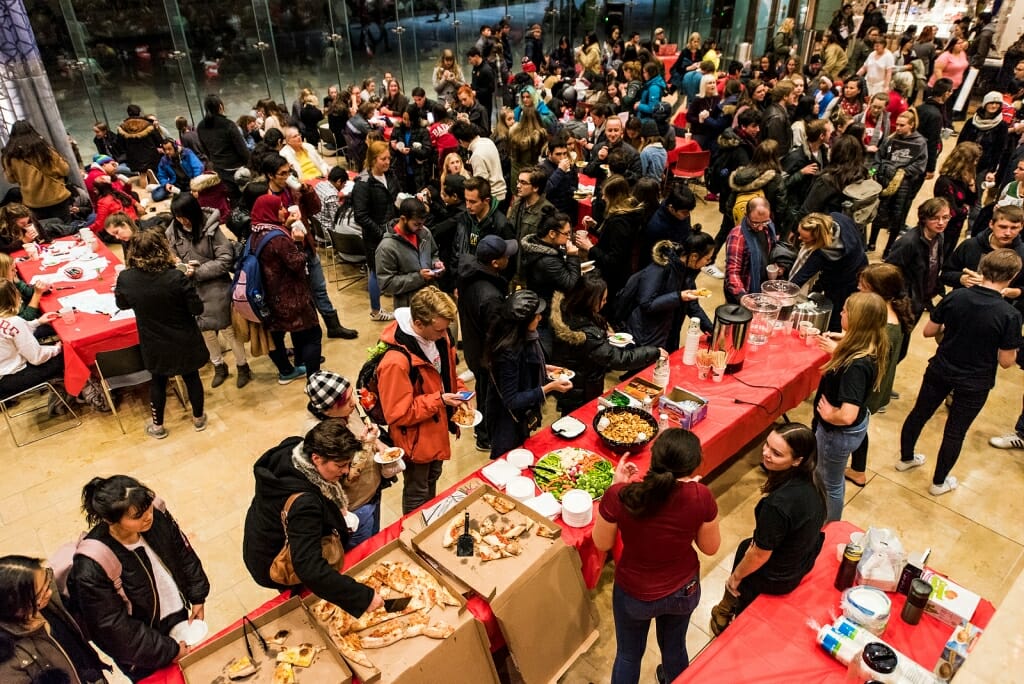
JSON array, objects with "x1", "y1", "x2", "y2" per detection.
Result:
[
  {"x1": 377, "y1": 319, "x2": 464, "y2": 463},
  {"x1": 789, "y1": 212, "x2": 868, "y2": 330},
  {"x1": 375, "y1": 222, "x2": 440, "y2": 309},
  {"x1": 519, "y1": 233, "x2": 582, "y2": 308},
  {"x1": 619, "y1": 243, "x2": 713, "y2": 350},
  {"x1": 3, "y1": 154, "x2": 71, "y2": 210},
  {"x1": 455, "y1": 256, "x2": 508, "y2": 371},
  {"x1": 242, "y1": 437, "x2": 374, "y2": 617},
  {"x1": 114, "y1": 267, "x2": 208, "y2": 375},
  {"x1": 156, "y1": 148, "x2": 204, "y2": 189},
  {"x1": 166, "y1": 208, "x2": 233, "y2": 331},
  {"x1": 388, "y1": 126, "x2": 434, "y2": 193},
  {"x1": 589, "y1": 206, "x2": 644, "y2": 301},
  {"x1": 196, "y1": 113, "x2": 250, "y2": 172},
  {"x1": 68, "y1": 506, "x2": 209, "y2": 681},
  {"x1": 254, "y1": 227, "x2": 318, "y2": 332},
  {"x1": 577, "y1": 42, "x2": 602, "y2": 74},
  {"x1": 637, "y1": 74, "x2": 667, "y2": 119},
  {"x1": 729, "y1": 167, "x2": 792, "y2": 234},
  {"x1": 117, "y1": 117, "x2": 164, "y2": 172},
  {"x1": 549, "y1": 291, "x2": 661, "y2": 412},
  {"x1": 350, "y1": 170, "x2": 400, "y2": 266}
]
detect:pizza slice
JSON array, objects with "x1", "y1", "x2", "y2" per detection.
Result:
[
  {"x1": 424, "y1": 621, "x2": 455, "y2": 639},
  {"x1": 442, "y1": 519, "x2": 465, "y2": 548},
  {"x1": 334, "y1": 631, "x2": 375, "y2": 669},
  {"x1": 383, "y1": 561, "x2": 416, "y2": 594},
  {"x1": 693, "y1": 288, "x2": 712, "y2": 298},
  {"x1": 500, "y1": 539, "x2": 522, "y2": 557},
  {"x1": 225, "y1": 655, "x2": 258, "y2": 680},
  {"x1": 272, "y1": 662, "x2": 295, "y2": 684},
  {"x1": 478, "y1": 517, "x2": 496, "y2": 536},
  {"x1": 500, "y1": 520, "x2": 534, "y2": 539},
  {"x1": 482, "y1": 493, "x2": 516, "y2": 514},
  {"x1": 309, "y1": 599, "x2": 338, "y2": 624},
  {"x1": 476, "y1": 542, "x2": 503, "y2": 562},
  {"x1": 536, "y1": 525, "x2": 558, "y2": 539},
  {"x1": 276, "y1": 643, "x2": 318, "y2": 667}
]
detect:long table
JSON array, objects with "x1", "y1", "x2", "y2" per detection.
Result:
[
  {"x1": 677, "y1": 521, "x2": 996, "y2": 682},
  {"x1": 144, "y1": 329, "x2": 827, "y2": 682},
  {"x1": 14, "y1": 238, "x2": 137, "y2": 395}
]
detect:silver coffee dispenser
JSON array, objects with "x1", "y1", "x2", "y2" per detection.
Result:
[{"x1": 710, "y1": 304, "x2": 753, "y2": 373}]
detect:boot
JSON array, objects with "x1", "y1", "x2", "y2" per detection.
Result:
[
  {"x1": 709, "y1": 588, "x2": 739, "y2": 636},
  {"x1": 323, "y1": 311, "x2": 358, "y2": 339},
  {"x1": 211, "y1": 362, "x2": 230, "y2": 388},
  {"x1": 236, "y1": 364, "x2": 252, "y2": 389}
]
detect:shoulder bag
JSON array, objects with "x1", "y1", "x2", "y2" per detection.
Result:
[{"x1": 269, "y1": 492, "x2": 344, "y2": 586}]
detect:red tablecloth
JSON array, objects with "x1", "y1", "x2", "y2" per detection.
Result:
[
  {"x1": 15, "y1": 238, "x2": 137, "y2": 395},
  {"x1": 676, "y1": 521, "x2": 996, "y2": 682}
]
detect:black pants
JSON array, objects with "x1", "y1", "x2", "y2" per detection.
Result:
[
  {"x1": 731, "y1": 535, "x2": 815, "y2": 615},
  {"x1": 402, "y1": 460, "x2": 443, "y2": 514},
  {"x1": 472, "y1": 368, "x2": 491, "y2": 443},
  {"x1": 268, "y1": 326, "x2": 323, "y2": 376},
  {"x1": 150, "y1": 370, "x2": 204, "y2": 424},
  {"x1": 900, "y1": 367, "x2": 989, "y2": 486},
  {"x1": 0, "y1": 354, "x2": 64, "y2": 398}
]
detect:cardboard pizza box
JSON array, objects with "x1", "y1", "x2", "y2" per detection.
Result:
[
  {"x1": 304, "y1": 539, "x2": 499, "y2": 684},
  {"x1": 179, "y1": 596, "x2": 352, "y2": 684}
]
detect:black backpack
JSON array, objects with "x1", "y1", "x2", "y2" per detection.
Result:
[{"x1": 356, "y1": 341, "x2": 419, "y2": 428}]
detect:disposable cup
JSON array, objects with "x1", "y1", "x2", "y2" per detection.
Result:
[
  {"x1": 806, "y1": 328, "x2": 820, "y2": 346},
  {"x1": 59, "y1": 308, "x2": 76, "y2": 324},
  {"x1": 711, "y1": 366, "x2": 725, "y2": 383},
  {"x1": 22, "y1": 243, "x2": 39, "y2": 259}
]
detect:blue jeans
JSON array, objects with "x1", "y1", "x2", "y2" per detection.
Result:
[
  {"x1": 611, "y1": 579, "x2": 701, "y2": 684},
  {"x1": 345, "y1": 492, "x2": 381, "y2": 549},
  {"x1": 816, "y1": 416, "x2": 869, "y2": 522},
  {"x1": 368, "y1": 269, "x2": 382, "y2": 312},
  {"x1": 306, "y1": 252, "x2": 336, "y2": 316}
]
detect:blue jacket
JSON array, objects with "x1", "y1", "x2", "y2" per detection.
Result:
[
  {"x1": 637, "y1": 75, "x2": 667, "y2": 119},
  {"x1": 156, "y1": 148, "x2": 203, "y2": 189}
]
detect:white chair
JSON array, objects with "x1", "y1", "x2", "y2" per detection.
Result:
[{"x1": 0, "y1": 382, "x2": 81, "y2": 447}]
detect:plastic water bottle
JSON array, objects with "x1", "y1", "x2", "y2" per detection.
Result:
[
  {"x1": 642, "y1": 396, "x2": 654, "y2": 416},
  {"x1": 653, "y1": 354, "x2": 670, "y2": 387},
  {"x1": 682, "y1": 318, "x2": 701, "y2": 366}
]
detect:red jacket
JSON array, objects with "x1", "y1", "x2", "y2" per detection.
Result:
[{"x1": 376, "y1": 320, "x2": 465, "y2": 463}]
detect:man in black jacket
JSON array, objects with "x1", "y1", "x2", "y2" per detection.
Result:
[
  {"x1": 117, "y1": 104, "x2": 164, "y2": 176},
  {"x1": 468, "y1": 46, "x2": 496, "y2": 120},
  {"x1": 761, "y1": 81, "x2": 796, "y2": 155},
  {"x1": 941, "y1": 204, "x2": 1024, "y2": 305},
  {"x1": 457, "y1": 235, "x2": 516, "y2": 452},
  {"x1": 196, "y1": 94, "x2": 251, "y2": 201},
  {"x1": 539, "y1": 132, "x2": 579, "y2": 220},
  {"x1": 916, "y1": 79, "x2": 953, "y2": 179},
  {"x1": 583, "y1": 116, "x2": 641, "y2": 183},
  {"x1": 783, "y1": 118, "x2": 830, "y2": 202}
]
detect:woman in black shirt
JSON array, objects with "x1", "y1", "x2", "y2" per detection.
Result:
[{"x1": 709, "y1": 423, "x2": 826, "y2": 634}]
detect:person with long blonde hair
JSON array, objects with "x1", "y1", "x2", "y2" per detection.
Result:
[
  {"x1": 574, "y1": 175, "x2": 644, "y2": 304},
  {"x1": 935, "y1": 141, "x2": 980, "y2": 261},
  {"x1": 439, "y1": 152, "x2": 470, "y2": 190},
  {"x1": 507, "y1": 106, "x2": 547, "y2": 182},
  {"x1": 788, "y1": 211, "x2": 868, "y2": 331},
  {"x1": 813, "y1": 292, "x2": 890, "y2": 521}
]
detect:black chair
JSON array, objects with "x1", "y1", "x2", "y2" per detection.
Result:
[
  {"x1": 326, "y1": 211, "x2": 368, "y2": 291},
  {"x1": 94, "y1": 345, "x2": 186, "y2": 434}
]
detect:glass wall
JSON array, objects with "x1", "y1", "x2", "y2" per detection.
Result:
[{"x1": 24, "y1": 0, "x2": 685, "y2": 154}]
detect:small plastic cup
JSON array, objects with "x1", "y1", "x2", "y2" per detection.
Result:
[
  {"x1": 806, "y1": 328, "x2": 820, "y2": 346},
  {"x1": 798, "y1": 321, "x2": 813, "y2": 339},
  {"x1": 766, "y1": 264, "x2": 780, "y2": 280},
  {"x1": 59, "y1": 308, "x2": 76, "y2": 324},
  {"x1": 711, "y1": 365, "x2": 725, "y2": 383},
  {"x1": 22, "y1": 243, "x2": 39, "y2": 259}
]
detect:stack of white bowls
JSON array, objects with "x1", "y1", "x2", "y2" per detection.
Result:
[
  {"x1": 560, "y1": 489, "x2": 594, "y2": 527},
  {"x1": 505, "y1": 476, "x2": 536, "y2": 502},
  {"x1": 506, "y1": 448, "x2": 534, "y2": 470}
]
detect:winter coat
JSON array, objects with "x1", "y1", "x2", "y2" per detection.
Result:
[
  {"x1": 941, "y1": 229, "x2": 1024, "y2": 308},
  {"x1": 453, "y1": 201, "x2": 513, "y2": 268},
  {"x1": 455, "y1": 257, "x2": 508, "y2": 371},
  {"x1": 549, "y1": 291, "x2": 661, "y2": 411},
  {"x1": 709, "y1": 128, "x2": 756, "y2": 199},
  {"x1": 619, "y1": 247, "x2": 713, "y2": 350},
  {"x1": 90, "y1": 193, "x2": 139, "y2": 234},
  {"x1": 196, "y1": 114, "x2": 250, "y2": 172},
  {"x1": 583, "y1": 140, "x2": 641, "y2": 183},
  {"x1": 801, "y1": 171, "x2": 856, "y2": 216},
  {"x1": 243, "y1": 437, "x2": 374, "y2": 617},
  {"x1": 958, "y1": 115, "x2": 1009, "y2": 178},
  {"x1": 728, "y1": 167, "x2": 791, "y2": 232},
  {"x1": 578, "y1": 43, "x2": 602, "y2": 74},
  {"x1": 508, "y1": 196, "x2": 555, "y2": 244},
  {"x1": 640, "y1": 205, "x2": 692, "y2": 267},
  {"x1": 388, "y1": 126, "x2": 434, "y2": 193},
  {"x1": 915, "y1": 99, "x2": 946, "y2": 174},
  {"x1": 519, "y1": 233, "x2": 583, "y2": 308},
  {"x1": 377, "y1": 319, "x2": 463, "y2": 463},
  {"x1": 884, "y1": 227, "x2": 943, "y2": 319},
  {"x1": 190, "y1": 173, "x2": 231, "y2": 223},
  {"x1": 789, "y1": 212, "x2": 868, "y2": 326},
  {"x1": 590, "y1": 206, "x2": 645, "y2": 301},
  {"x1": 165, "y1": 208, "x2": 233, "y2": 331},
  {"x1": 539, "y1": 158, "x2": 578, "y2": 217},
  {"x1": 68, "y1": 506, "x2": 209, "y2": 681},
  {"x1": 637, "y1": 75, "x2": 667, "y2": 119},
  {"x1": 3, "y1": 154, "x2": 71, "y2": 210},
  {"x1": 350, "y1": 170, "x2": 400, "y2": 266},
  {"x1": 156, "y1": 149, "x2": 204, "y2": 189},
  {"x1": 640, "y1": 143, "x2": 667, "y2": 181},
  {"x1": 114, "y1": 267, "x2": 208, "y2": 375},
  {"x1": 876, "y1": 131, "x2": 927, "y2": 181},
  {"x1": 782, "y1": 141, "x2": 828, "y2": 202},
  {"x1": 934, "y1": 175, "x2": 976, "y2": 247},
  {"x1": 487, "y1": 340, "x2": 546, "y2": 456},
  {"x1": 117, "y1": 117, "x2": 164, "y2": 173},
  {"x1": 761, "y1": 102, "x2": 793, "y2": 152},
  {"x1": 254, "y1": 228, "x2": 318, "y2": 332},
  {"x1": 375, "y1": 223, "x2": 440, "y2": 309}
]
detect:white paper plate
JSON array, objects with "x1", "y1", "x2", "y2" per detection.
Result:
[
  {"x1": 551, "y1": 415, "x2": 587, "y2": 439},
  {"x1": 580, "y1": 260, "x2": 595, "y2": 273},
  {"x1": 546, "y1": 368, "x2": 576, "y2": 381},
  {"x1": 373, "y1": 447, "x2": 404, "y2": 465},
  {"x1": 169, "y1": 619, "x2": 208, "y2": 646},
  {"x1": 454, "y1": 409, "x2": 483, "y2": 428},
  {"x1": 481, "y1": 459, "x2": 521, "y2": 488},
  {"x1": 506, "y1": 448, "x2": 534, "y2": 469},
  {"x1": 344, "y1": 510, "x2": 360, "y2": 532},
  {"x1": 506, "y1": 476, "x2": 536, "y2": 502},
  {"x1": 522, "y1": 492, "x2": 562, "y2": 519},
  {"x1": 608, "y1": 333, "x2": 634, "y2": 347}
]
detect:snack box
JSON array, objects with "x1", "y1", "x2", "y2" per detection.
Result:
[
  {"x1": 658, "y1": 387, "x2": 709, "y2": 429},
  {"x1": 622, "y1": 377, "x2": 664, "y2": 402},
  {"x1": 179, "y1": 596, "x2": 352, "y2": 684},
  {"x1": 598, "y1": 389, "x2": 642, "y2": 409},
  {"x1": 920, "y1": 569, "x2": 982, "y2": 627},
  {"x1": 936, "y1": 622, "x2": 983, "y2": 679}
]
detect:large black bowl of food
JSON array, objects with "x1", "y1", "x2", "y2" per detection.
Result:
[{"x1": 593, "y1": 405, "x2": 659, "y2": 454}]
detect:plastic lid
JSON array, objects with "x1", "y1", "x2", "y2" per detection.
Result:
[
  {"x1": 714, "y1": 303, "x2": 752, "y2": 324},
  {"x1": 861, "y1": 642, "x2": 898, "y2": 674}
]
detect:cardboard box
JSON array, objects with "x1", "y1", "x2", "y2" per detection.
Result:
[
  {"x1": 622, "y1": 377, "x2": 664, "y2": 402},
  {"x1": 179, "y1": 596, "x2": 352, "y2": 684},
  {"x1": 920, "y1": 569, "x2": 982, "y2": 627},
  {"x1": 412, "y1": 485, "x2": 598, "y2": 683},
  {"x1": 658, "y1": 387, "x2": 708, "y2": 429},
  {"x1": 306, "y1": 539, "x2": 499, "y2": 684},
  {"x1": 937, "y1": 622, "x2": 983, "y2": 679}
]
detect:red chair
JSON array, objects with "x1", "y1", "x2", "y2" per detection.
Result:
[
  {"x1": 670, "y1": 150, "x2": 711, "y2": 200},
  {"x1": 658, "y1": 44, "x2": 678, "y2": 56}
]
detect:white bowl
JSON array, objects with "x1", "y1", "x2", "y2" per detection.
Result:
[
  {"x1": 506, "y1": 476, "x2": 536, "y2": 502},
  {"x1": 561, "y1": 489, "x2": 594, "y2": 515},
  {"x1": 506, "y1": 448, "x2": 534, "y2": 470}
]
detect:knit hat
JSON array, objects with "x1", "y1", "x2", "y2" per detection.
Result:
[
  {"x1": 640, "y1": 119, "x2": 660, "y2": 138},
  {"x1": 476, "y1": 234, "x2": 518, "y2": 263},
  {"x1": 982, "y1": 91, "x2": 1004, "y2": 106},
  {"x1": 305, "y1": 371, "x2": 352, "y2": 412},
  {"x1": 92, "y1": 154, "x2": 115, "y2": 165},
  {"x1": 818, "y1": 76, "x2": 833, "y2": 91}
]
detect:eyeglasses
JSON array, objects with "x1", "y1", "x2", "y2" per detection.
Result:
[
  {"x1": 274, "y1": 169, "x2": 291, "y2": 177},
  {"x1": 557, "y1": 229, "x2": 572, "y2": 237},
  {"x1": 748, "y1": 219, "x2": 771, "y2": 227}
]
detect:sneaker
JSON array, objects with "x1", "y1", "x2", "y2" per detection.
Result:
[
  {"x1": 929, "y1": 476, "x2": 958, "y2": 496},
  {"x1": 370, "y1": 309, "x2": 395, "y2": 321},
  {"x1": 703, "y1": 264, "x2": 725, "y2": 279},
  {"x1": 146, "y1": 423, "x2": 168, "y2": 440},
  {"x1": 989, "y1": 433, "x2": 1024, "y2": 449},
  {"x1": 193, "y1": 414, "x2": 208, "y2": 432},
  {"x1": 705, "y1": 192, "x2": 719, "y2": 202},
  {"x1": 895, "y1": 453, "x2": 926, "y2": 472},
  {"x1": 475, "y1": 438, "x2": 491, "y2": 453},
  {"x1": 889, "y1": 391, "x2": 900, "y2": 400},
  {"x1": 278, "y1": 366, "x2": 307, "y2": 385},
  {"x1": 875, "y1": 405, "x2": 886, "y2": 414}
]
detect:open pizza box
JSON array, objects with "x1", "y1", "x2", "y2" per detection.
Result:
[
  {"x1": 411, "y1": 485, "x2": 598, "y2": 683},
  {"x1": 303, "y1": 539, "x2": 499, "y2": 684},
  {"x1": 179, "y1": 595, "x2": 352, "y2": 684}
]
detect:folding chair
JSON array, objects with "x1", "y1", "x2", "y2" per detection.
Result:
[
  {"x1": 94, "y1": 345, "x2": 187, "y2": 434},
  {"x1": 327, "y1": 228, "x2": 369, "y2": 291},
  {"x1": 318, "y1": 123, "x2": 338, "y2": 157},
  {"x1": 0, "y1": 382, "x2": 81, "y2": 447},
  {"x1": 670, "y1": 150, "x2": 711, "y2": 200}
]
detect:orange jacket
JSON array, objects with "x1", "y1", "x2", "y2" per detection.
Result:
[{"x1": 376, "y1": 321, "x2": 466, "y2": 463}]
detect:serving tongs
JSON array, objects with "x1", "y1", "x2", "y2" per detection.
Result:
[{"x1": 456, "y1": 511, "x2": 475, "y2": 557}]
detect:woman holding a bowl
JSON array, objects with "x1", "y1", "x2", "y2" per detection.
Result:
[{"x1": 304, "y1": 370, "x2": 402, "y2": 547}]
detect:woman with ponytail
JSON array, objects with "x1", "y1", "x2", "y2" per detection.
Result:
[
  {"x1": 592, "y1": 429, "x2": 721, "y2": 684},
  {"x1": 710, "y1": 423, "x2": 826, "y2": 635}
]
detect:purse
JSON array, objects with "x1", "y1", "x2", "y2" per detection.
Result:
[{"x1": 268, "y1": 492, "x2": 345, "y2": 586}]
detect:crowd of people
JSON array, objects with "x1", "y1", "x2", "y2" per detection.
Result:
[{"x1": 3, "y1": 7, "x2": 1024, "y2": 683}]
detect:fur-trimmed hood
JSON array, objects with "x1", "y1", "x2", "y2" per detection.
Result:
[
  {"x1": 190, "y1": 173, "x2": 222, "y2": 192},
  {"x1": 520, "y1": 232, "x2": 565, "y2": 258},
  {"x1": 549, "y1": 290, "x2": 586, "y2": 345},
  {"x1": 117, "y1": 116, "x2": 157, "y2": 139},
  {"x1": 717, "y1": 127, "x2": 745, "y2": 149},
  {"x1": 729, "y1": 167, "x2": 778, "y2": 192}
]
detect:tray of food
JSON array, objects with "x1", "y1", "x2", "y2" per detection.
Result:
[
  {"x1": 531, "y1": 447, "x2": 614, "y2": 500},
  {"x1": 594, "y1": 406, "x2": 659, "y2": 454}
]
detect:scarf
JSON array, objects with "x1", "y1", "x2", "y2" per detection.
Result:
[
  {"x1": 250, "y1": 194, "x2": 286, "y2": 231},
  {"x1": 971, "y1": 110, "x2": 1002, "y2": 131},
  {"x1": 291, "y1": 443, "x2": 350, "y2": 513},
  {"x1": 740, "y1": 216, "x2": 775, "y2": 296}
]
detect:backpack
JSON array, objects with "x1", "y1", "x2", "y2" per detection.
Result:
[
  {"x1": 231, "y1": 228, "x2": 289, "y2": 323},
  {"x1": 50, "y1": 497, "x2": 168, "y2": 613},
  {"x1": 841, "y1": 178, "x2": 883, "y2": 228},
  {"x1": 731, "y1": 188, "x2": 766, "y2": 225},
  {"x1": 356, "y1": 341, "x2": 419, "y2": 427},
  {"x1": 652, "y1": 102, "x2": 672, "y2": 122}
]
